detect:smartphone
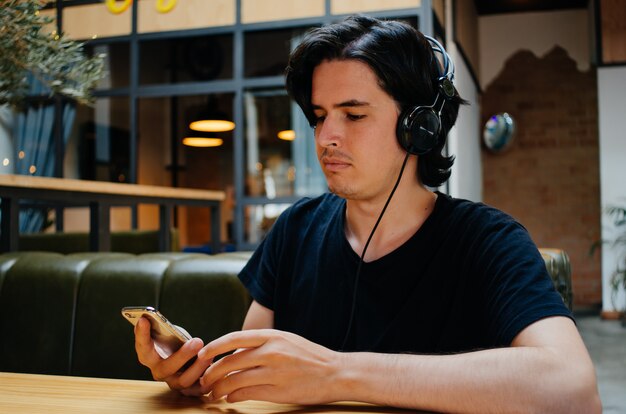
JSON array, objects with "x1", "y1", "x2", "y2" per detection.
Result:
[{"x1": 121, "y1": 306, "x2": 192, "y2": 358}]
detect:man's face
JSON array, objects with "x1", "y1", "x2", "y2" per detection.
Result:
[{"x1": 311, "y1": 59, "x2": 408, "y2": 201}]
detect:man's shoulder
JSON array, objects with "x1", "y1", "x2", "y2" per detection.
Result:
[{"x1": 436, "y1": 192, "x2": 519, "y2": 229}]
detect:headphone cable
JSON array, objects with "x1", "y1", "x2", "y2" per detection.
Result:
[{"x1": 340, "y1": 151, "x2": 411, "y2": 351}]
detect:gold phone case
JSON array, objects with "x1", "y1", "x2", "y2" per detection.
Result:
[{"x1": 121, "y1": 306, "x2": 191, "y2": 357}]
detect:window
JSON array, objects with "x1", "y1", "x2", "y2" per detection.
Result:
[
  {"x1": 86, "y1": 42, "x2": 130, "y2": 89},
  {"x1": 137, "y1": 93, "x2": 235, "y2": 246},
  {"x1": 243, "y1": 89, "x2": 324, "y2": 198},
  {"x1": 67, "y1": 97, "x2": 130, "y2": 183},
  {"x1": 139, "y1": 34, "x2": 233, "y2": 85},
  {"x1": 48, "y1": 1, "x2": 424, "y2": 249},
  {"x1": 244, "y1": 28, "x2": 303, "y2": 77}
]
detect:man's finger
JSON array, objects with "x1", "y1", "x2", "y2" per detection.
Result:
[
  {"x1": 199, "y1": 348, "x2": 258, "y2": 393},
  {"x1": 208, "y1": 366, "x2": 271, "y2": 400},
  {"x1": 197, "y1": 329, "x2": 275, "y2": 363},
  {"x1": 134, "y1": 317, "x2": 162, "y2": 367},
  {"x1": 177, "y1": 353, "x2": 214, "y2": 389},
  {"x1": 151, "y1": 337, "x2": 204, "y2": 381}
]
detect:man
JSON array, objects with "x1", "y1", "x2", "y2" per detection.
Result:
[{"x1": 135, "y1": 15, "x2": 601, "y2": 413}]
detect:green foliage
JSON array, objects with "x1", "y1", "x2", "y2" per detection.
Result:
[
  {"x1": 606, "y1": 206, "x2": 626, "y2": 312},
  {"x1": 593, "y1": 206, "x2": 626, "y2": 313},
  {"x1": 0, "y1": 0, "x2": 104, "y2": 107}
]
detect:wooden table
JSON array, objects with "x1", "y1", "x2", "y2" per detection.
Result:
[
  {"x1": 0, "y1": 372, "x2": 414, "y2": 414},
  {"x1": 0, "y1": 174, "x2": 225, "y2": 252}
]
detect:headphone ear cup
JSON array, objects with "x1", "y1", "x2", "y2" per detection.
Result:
[{"x1": 396, "y1": 106, "x2": 441, "y2": 155}]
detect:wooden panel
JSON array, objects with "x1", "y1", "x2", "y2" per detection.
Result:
[
  {"x1": 138, "y1": 0, "x2": 235, "y2": 33},
  {"x1": 241, "y1": 0, "x2": 324, "y2": 24},
  {"x1": 433, "y1": 0, "x2": 445, "y2": 29},
  {"x1": 63, "y1": 3, "x2": 131, "y2": 40},
  {"x1": 600, "y1": 0, "x2": 626, "y2": 63},
  {"x1": 331, "y1": 0, "x2": 421, "y2": 15},
  {"x1": 0, "y1": 174, "x2": 224, "y2": 201},
  {"x1": 454, "y1": 0, "x2": 479, "y2": 77}
]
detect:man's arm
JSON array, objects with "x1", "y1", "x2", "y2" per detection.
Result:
[
  {"x1": 198, "y1": 310, "x2": 601, "y2": 413},
  {"x1": 242, "y1": 300, "x2": 274, "y2": 330},
  {"x1": 336, "y1": 316, "x2": 601, "y2": 413}
]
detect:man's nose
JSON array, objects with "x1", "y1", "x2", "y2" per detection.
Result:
[{"x1": 315, "y1": 116, "x2": 343, "y2": 147}]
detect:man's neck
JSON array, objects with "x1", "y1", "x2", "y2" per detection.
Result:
[{"x1": 344, "y1": 183, "x2": 437, "y2": 263}]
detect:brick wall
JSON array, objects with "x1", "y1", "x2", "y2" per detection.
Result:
[{"x1": 481, "y1": 46, "x2": 601, "y2": 307}]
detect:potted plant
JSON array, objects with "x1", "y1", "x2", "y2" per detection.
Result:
[
  {"x1": 1, "y1": 0, "x2": 103, "y2": 107},
  {"x1": 593, "y1": 206, "x2": 626, "y2": 326},
  {"x1": 1, "y1": 0, "x2": 104, "y2": 233}
]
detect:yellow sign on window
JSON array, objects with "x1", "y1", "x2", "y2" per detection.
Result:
[{"x1": 105, "y1": 0, "x2": 179, "y2": 14}]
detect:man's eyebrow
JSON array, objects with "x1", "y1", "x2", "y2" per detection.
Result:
[{"x1": 312, "y1": 100, "x2": 371, "y2": 110}]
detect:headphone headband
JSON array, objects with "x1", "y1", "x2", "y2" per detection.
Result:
[{"x1": 424, "y1": 35, "x2": 455, "y2": 85}]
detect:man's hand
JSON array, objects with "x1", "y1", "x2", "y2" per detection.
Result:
[
  {"x1": 134, "y1": 316, "x2": 210, "y2": 396},
  {"x1": 197, "y1": 329, "x2": 344, "y2": 404}
]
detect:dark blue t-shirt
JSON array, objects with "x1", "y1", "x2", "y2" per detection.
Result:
[{"x1": 239, "y1": 192, "x2": 571, "y2": 353}]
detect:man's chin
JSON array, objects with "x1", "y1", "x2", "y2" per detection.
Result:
[{"x1": 328, "y1": 185, "x2": 358, "y2": 199}]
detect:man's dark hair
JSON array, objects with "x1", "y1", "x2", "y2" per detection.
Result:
[{"x1": 285, "y1": 15, "x2": 466, "y2": 187}]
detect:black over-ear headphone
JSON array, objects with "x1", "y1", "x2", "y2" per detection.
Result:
[{"x1": 396, "y1": 35, "x2": 456, "y2": 155}]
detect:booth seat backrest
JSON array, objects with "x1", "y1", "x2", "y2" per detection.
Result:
[
  {"x1": 0, "y1": 252, "x2": 250, "y2": 380},
  {"x1": 17, "y1": 229, "x2": 180, "y2": 254},
  {"x1": 0, "y1": 248, "x2": 572, "y2": 380}
]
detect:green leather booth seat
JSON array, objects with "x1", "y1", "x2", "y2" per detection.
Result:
[
  {"x1": 18, "y1": 229, "x2": 180, "y2": 254},
  {"x1": 0, "y1": 251, "x2": 250, "y2": 380},
  {"x1": 0, "y1": 248, "x2": 571, "y2": 380}
]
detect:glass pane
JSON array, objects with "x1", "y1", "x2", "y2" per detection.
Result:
[
  {"x1": 66, "y1": 97, "x2": 130, "y2": 183},
  {"x1": 85, "y1": 42, "x2": 130, "y2": 89},
  {"x1": 244, "y1": 203, "x2": 291, "y2": 244},
  {"x1": 244, "y1": 27, "x2": 309, "y2": 77},
  {"x1": 139, "y1": 34, "x2": 233, "y2": 85},
  {"x1": 137, "y1": 93, "x2": 234, "y2": 248},
  {"x1": 244, "y1": 89, "x2": 325, "y2": 198}
]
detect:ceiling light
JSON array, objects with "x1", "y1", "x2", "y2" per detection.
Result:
[
  {"x1": 189, "y1": 119, "x2": 235, "y2": 132},
  {"x1": 182, "y1": 137, "x2": 223, "y2": 147},
  {"x1": 277, "y1": 129, "x2": 296, "y2": 141}
]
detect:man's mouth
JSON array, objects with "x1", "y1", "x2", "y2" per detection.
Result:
[
  {"x1": 321, "y1": 157, "x2": 351, "y2": 172},
  {"x1": 320, "y1": 149, "x2": 352, "y2": 172}
]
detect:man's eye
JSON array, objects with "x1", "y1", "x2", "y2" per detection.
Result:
[
  {"x1": 347, "y1": 114, "x2": 365, "y2": 121},
  {"x1": 312, "y1": 116, "x2": 325, "y2": 129}
]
